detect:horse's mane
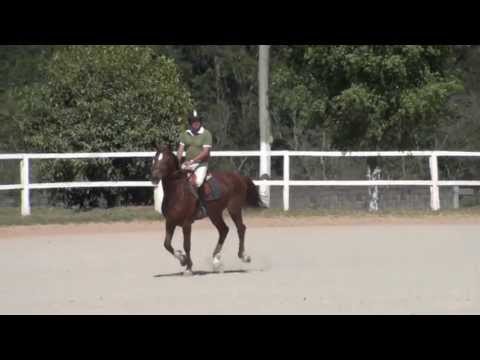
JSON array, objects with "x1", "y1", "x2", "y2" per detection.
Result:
[
  {"x1": 171, "y1": 151, "x2": 180, "y2": 171},
  {"x1": 165, "y1": 150, "x2": 190, "y2": 181}
]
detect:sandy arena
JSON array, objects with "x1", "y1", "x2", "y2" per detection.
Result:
[{"x1": 1, "y1": 217, "x2": 479, "y2": 314}]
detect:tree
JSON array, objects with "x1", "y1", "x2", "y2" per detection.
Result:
[
  {"x1": 270, "y1": 46, "x2": 331, "y2": 179},
  {"x1": 13, "y1": 45, "x2": 193, "y2": 208},
  {"x1": 0, "y1": 45, "x2": 57, "y2": 152},
  {"x1": 434, "y1": 45, "x2": 480, "y2": 197},
  {"x1": 271, "y1": 45, "x2": 463, "y2": 210},
  {"x1": 0, "y1": 46, "x2": 58, "y2": 186},
  {"x1": 273, "y1": 46, "x2": 462, "y2": 150},
  {"x1": 152, "y1": 45, "x2": 260, "y2": 176}
]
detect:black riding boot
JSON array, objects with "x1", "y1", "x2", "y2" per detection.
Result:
[{"x1": 193, "y1": 187, "x2": 208, "y2": 221}]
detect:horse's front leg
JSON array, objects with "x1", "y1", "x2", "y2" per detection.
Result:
[
  {"x1": 164, "y1": 220, "x2": 186, "y2": 267},
  {"x1": 182, "y1": 223, "x2": 194, "y2": 276},
  {"x1": 164, "y1": 220, "x2": 176, "y2": 256}
]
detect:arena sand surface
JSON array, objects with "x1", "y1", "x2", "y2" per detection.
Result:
[{"x1": 1, "y1": 217, "x2": 479, "y2": 315}]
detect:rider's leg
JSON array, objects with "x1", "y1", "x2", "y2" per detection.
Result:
[{"x1": 193, "y1": 165, "x2": 208, "y2": 219}]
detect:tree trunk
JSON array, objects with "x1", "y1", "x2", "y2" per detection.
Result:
[{"x1": 367, "y1": 157, "x2": 381, "y2": 212}]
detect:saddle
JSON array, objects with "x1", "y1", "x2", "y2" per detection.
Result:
[{"x1": 188, "y1": 172, "x2": 222, "y2": 202}]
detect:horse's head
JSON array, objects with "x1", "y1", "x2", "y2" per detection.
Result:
[{"x1": 151, "y1": 143, "x2": 179, "y2": 186}]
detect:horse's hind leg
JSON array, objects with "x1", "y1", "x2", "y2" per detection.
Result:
[
  {"x1": 228, "y1": 208, "x2": 251, "y2": 263},
  {"x1": 182, "y1": 223, "x2": 194, "y2": 275},
  {"x1": 209, "y1": 212, "x2": 229, "y2": 271}
]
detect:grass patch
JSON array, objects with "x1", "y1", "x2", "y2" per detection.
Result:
[
  {"x1": 0, "y1": 207, "x2": 162, "y2": 227},
  {"x1": 0, "y1": 206, "x2": 479, "y2": 227},
  {"x1": 244, "y1": 206, "x2": 480, "y2": 220}
]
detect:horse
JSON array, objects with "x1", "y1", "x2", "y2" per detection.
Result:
[{"x1": 151, "y1": 144, "x2": 265, "y2": 276}]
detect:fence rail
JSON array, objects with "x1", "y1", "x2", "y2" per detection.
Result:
[{"x1": 1, "y1": 151, "x2": 480, "y2": 216}]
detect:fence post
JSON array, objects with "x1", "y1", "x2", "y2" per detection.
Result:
[
  {"x1": 429, "y1": 153, "x2": 440, "y2": 211},
  {"x1": 20, "y1": 156, "x2": 31, "y2": 216},
  {"x1": 154, "y1": 186, "x2": 164, "y2": 215},
  {"x1": 283, "y1": 152, "x2": 290, "y2": 211},
  {"x1": 259, "y1": 151, "x2": 271, "y2": 208},
  {"x1": 453, "y1": 186, "x2": 460, "y2": 209}
]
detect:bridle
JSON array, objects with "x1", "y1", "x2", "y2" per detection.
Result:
[{"x1": 153, "y1": 152, "x2": 195, "y2": 182}]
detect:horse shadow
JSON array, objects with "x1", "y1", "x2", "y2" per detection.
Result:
[{"x1": 154, "y1": 269, "x2": 264, "y2": 278}]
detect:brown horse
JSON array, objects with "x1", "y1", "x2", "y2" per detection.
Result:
[{"x1": 151, "y1": 144, "x2": 265, "y2": 276}]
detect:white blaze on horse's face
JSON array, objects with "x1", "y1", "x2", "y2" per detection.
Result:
[
  {"x1": 152, "y1": 153, "x2": 163, "y2": 165},
  {"x1": 151, "y1": 152, "x2": 165, "y2": 186}
]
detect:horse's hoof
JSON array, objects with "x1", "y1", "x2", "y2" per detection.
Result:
[
  {"x1": 213, "y1": 265, "x2": 224, "y2": 274},
  {"x1": 212, "y1": 255, "x2": 223, "y2": 272},
  {"x1": 175, "y1": 251, "x2": 187, "y2": 266},
  {"x1": 180, "y1": 256, "x2": 188, "y2": 267},
  {"x1": 241, "y1": 255, "x2": 252, "y2": 264},
  {"x1": 183, "y1": 270, "x2": 194, "y2": 277}
]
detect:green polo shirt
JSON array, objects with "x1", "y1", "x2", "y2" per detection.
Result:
[{"x1": 179, "y1": 128, "x2": 213, "y2": 162}]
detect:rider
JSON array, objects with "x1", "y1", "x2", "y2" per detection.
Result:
[{"x1": 177, "y1": 111, "x2": 213, "y2": 220}]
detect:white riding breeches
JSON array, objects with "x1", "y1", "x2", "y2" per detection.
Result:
[{"x1": 182, "y1": 163, "x2": 208, "y2": 188}]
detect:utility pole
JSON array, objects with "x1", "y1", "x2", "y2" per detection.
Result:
[{"x1": 259, "y1": 45, "x2": 272, "y2": 207}]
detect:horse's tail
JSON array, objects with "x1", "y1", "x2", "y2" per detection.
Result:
[{"x1": 244, "y1": 177, "x2": 267, "y2": 209}]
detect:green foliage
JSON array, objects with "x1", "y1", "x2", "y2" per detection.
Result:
[
  {"x1": 0, "y1": 46, "x2": 56, "y2": 152},
  {"x1": 13, "y1": 45, "x2": 193, "y2": 208},
  {"x1": 154, "y1": 45, "x2": 260, "y2": 175},
  {"x1": 0, "y1": 46, "x2": 55, "y2": 92},
  {"x1": 16, "y1": 46, "x2": 192, "y2": 152},
  {"x1": 2, "y1": 45, "x2": 478, "y2": 210},
  {"x1": 272, "y1": 45, "x2": 463, "y2": 152}
]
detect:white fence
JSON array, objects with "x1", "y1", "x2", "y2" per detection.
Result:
[{"x1": 1, "y1": 151, "x2": 480, "y2": 216}]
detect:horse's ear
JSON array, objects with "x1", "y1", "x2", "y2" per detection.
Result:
[{"x1": 152, "y1": 141, "x2": 162, "y2": 152}]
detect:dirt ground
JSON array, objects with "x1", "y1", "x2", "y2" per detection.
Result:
[{"x1": 1, "y1": 216, "x2": 479, "y2": 314}]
